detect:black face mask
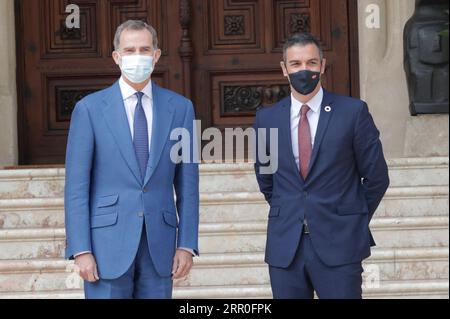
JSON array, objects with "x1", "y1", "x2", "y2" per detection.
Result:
[{"x1": 288, "y1": 69, "x2": 321, "y2": 95}]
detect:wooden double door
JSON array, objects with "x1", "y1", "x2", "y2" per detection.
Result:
[{"x1": 15, "y1": 0, "x2": 359, "y2": 164}]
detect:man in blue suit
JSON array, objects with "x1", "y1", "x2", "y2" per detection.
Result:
[
  {"x1": 64, "y1": 20, "x2": 199, "y2": 299},
  {"x1": 254, "y1": 33, "x2": 389, "y2": 299}
]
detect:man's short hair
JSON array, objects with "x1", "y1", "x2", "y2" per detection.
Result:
[
  {"x1": 113, "y1": 20, "x2": 158, "y2": 51},
  {"x1": 283, "y1": 33, "x2": 323, "y2": 61}
]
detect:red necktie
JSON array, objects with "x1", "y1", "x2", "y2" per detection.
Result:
[{"x1": 298, "y1": 105, "x2": 312, "y2": 179}]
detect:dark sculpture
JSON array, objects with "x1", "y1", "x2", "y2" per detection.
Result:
[{"x1": 404, "y1": 0, "x2": 449, "y2": 115}]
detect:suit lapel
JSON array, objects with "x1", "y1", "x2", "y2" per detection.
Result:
[
  {"x1": 102, "y1": 81, "x2": 142, "y2": 184},
  {"x1": 143, "y1": 83, "x2": 175, "y2": 186},
  {"x1": 305, "y1": 89, "x2": 335, "y2": 183},
  {"x1": 280, "y1": 99, "x2": 304, "y2": 186}
]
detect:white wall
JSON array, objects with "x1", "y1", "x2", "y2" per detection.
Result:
[{"x1": 0, "y1": 0, "x2": 18, "y2": 167}]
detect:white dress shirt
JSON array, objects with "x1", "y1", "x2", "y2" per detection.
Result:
[
  {"x1": 119, "y1": 77, "x2": 153, "y2": 152},
  {"x1": 291, "y1": 87, "x2": 323, "y2": 168}
]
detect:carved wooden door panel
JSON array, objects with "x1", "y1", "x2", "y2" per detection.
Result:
[
  {"x1": 16, "y1": 0, "x2": 184, "y2": 164},
  {"x1": 190, "y1": 0, "x2": 359, "y2": 131},
  {"x1": 16, "y1": 0, "x2": 358, "y2": 164}
]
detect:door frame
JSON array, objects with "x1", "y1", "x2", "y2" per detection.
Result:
[
  {"x1": 348, "y1": 0, "x2": 360, "y2": 99},
  {"x1": 15, "y1": 0, "x2": 27, "y2": 165}
]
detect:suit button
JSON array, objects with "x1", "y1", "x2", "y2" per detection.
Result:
[
  {"x1": 304, "y1": 191, "x2": 308, "y2": 197},
  {"x1": 138, "y1": 212, "x2": 144, "y2": 218},
  {"x1": 143, "y1": 188, "x2": 148, "y2": 193}
]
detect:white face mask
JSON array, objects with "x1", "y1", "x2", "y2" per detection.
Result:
[{"x1": 119, "y1": 54, "x2": 154, "y2": 84}]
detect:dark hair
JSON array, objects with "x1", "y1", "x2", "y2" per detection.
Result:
[{"x1": 283, "y1": 33, "x2": 323, "y2": 61}]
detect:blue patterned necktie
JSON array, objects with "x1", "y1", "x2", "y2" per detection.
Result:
[{"x1": 133, "y1": 92, "x2": 149, "y2": 182}]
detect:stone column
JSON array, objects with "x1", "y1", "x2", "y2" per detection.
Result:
[
  {"x1": 0, "y1": 0, "x2": 18, "y2": 167},
  {"x1": 357, "y1": 0, "x2": 449, "y2": 158}
]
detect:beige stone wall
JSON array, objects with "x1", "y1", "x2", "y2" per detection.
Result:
[
  {"x1": 358, "y1": 0, "x2": 449, "y2": 158},
  {"x1": 0, "y1": 0, "x2": 17, "y2": 167}
]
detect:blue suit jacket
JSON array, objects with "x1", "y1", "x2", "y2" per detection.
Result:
[
  {"x1": 254, "y1": 89, "x2": 389, "y2": 268},
  {"x1": 64, "y1": 81, "x2": 199, "y2": 279}
]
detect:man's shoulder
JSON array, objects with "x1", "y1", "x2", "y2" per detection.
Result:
[
  {"x1": 76, "y1": 84, "x2": 116, "y2": 108},
  {"x1": 256, "y1": 96, "x2": 290, "y2": 119},
  {"x1": 156, "y1": 85, "x2": 192, "y2": 108}
]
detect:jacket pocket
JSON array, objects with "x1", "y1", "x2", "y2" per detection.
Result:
[
  {"x1": 91, "y1": 212, "x2": 118, "y2": 229},
  {"x1": 97, "y1": 194, "x2": 119, "y2": 208},
  {"x1": 337, "y1": 202, "x2": 369, "y2": 216},
  {"x1": 163, "y1": 211, "x2": 178, "y2": 228},
  {"x1": 94, "y1": 194, "x2": 119, "y2": 216},
  {"x1": 268, "y1": 206, "x2": 280, "y2": 218}
]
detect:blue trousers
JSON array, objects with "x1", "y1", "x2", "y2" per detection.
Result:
[
  {"x1": 269, "y1": 233, "x2": 363, "y2": 299},
  {"x1": 84, "y1": 221, "x2": 172, "y2": 299}
]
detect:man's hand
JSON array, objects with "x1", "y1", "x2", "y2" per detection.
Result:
[
  {"x1": 75, "y1": 253, "x2": 99, "y2": 282},
  {"x1": 172, "y1": 249, "x2": 193, "y2": 280}
]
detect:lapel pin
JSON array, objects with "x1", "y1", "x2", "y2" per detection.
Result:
[{"x1": 325, "y1": 106, "x2": 332, "y2": 112}]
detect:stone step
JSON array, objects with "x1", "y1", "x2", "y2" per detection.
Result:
[
  {"x1": 364, "y1": 279, "x2": 449, "y2": 299},
  {"x1": 0, "y1": 216, "x2": 447, "y2": 259},
  {"x1": 0, "y1": 200, "x2": 64, "y2": 229},
  {"x1": 198, "y1": 217, "x2": 449, "y2": 253},
  {"x1": 0, "y1": 169, "x2": 65, "y2": 200},
  {"x1": 0, "y1": 247, "x2": 447, "y2": 293},
  {"x1": 0, "y1": 228, "x2": 66, "y2": 260},
  {"x1": 0, "y1": 186, "x2": 447, "y2": 229},
  {"x1": 175, "y1": 280, "x2": 450, "y2": 299},
  {"x1": 386, "y1": 157, "x2": 449, "y2": 188},
  {"x1": 200, "y1": 186, "x2": 449, "y2": 219},
  {"x1": 0, "y1": 290, "x2": 84, "y2": 299},
  {"x1": 0, "y1": 158, "x2": 448, "y2": 199},
  {"x1": 0, "y1": 279, "x2": 448, "y2": 299},
  {"x1": 0, "y1": 157, "x2": 447, "y2": 299}
]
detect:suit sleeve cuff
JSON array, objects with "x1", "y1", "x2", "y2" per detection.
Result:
[
  {"x1": 177, "y1": 247, "x2": 196, "y2": 257},
  {"x1": 73, "y1": 251, "x2": 92, "y2": 258}
]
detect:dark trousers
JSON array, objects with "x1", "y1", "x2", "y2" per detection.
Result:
[{"x1": 269, "y1": 233, "x2": 363, "y2": 299}]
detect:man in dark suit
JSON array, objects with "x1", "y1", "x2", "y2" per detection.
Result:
[{"x1": 254, "y1": 33, "x2": 390, "y2": 299}]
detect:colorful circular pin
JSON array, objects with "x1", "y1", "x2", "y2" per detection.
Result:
[{"x1": 325, "y1": 106, "x2": 332, "y2": 112}]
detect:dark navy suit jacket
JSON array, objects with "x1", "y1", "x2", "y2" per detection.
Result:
[{"x1": 254, "y1": 89, "x2": 389, "y2": 268}]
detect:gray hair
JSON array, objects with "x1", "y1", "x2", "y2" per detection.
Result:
[
  {"x1": 113, "y1": 20, "x2": 158, "y2": 51},
  {"x1": 283, "y1": 32, "x2": 324, "y2": 61}
]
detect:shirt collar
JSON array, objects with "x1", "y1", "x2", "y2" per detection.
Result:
[
  {"x1": 119, "y1": 76, "x2": 153, "y2": 101},
  {"x1": 291, "y1": 86, "x2": 324, "y2": 115}
]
